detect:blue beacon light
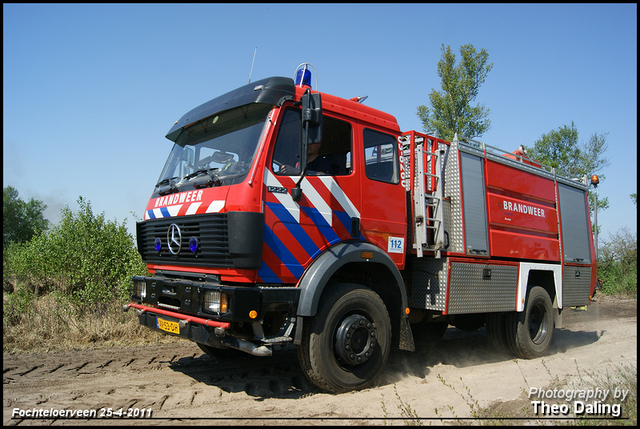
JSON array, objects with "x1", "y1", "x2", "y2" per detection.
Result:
[
  {"x1": 293, "y1": 63, "x2": 316, "y2": 89},
  {"x1": 189, "y1": 237, "x2": 199, "y2": 253},
  {"x1": 295, "y1": 68, "x2": 312, "y2": 87}
]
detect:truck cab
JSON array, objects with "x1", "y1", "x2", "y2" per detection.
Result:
[{"x1": 129, "y1": 67, "x2": 413, "y2": 393}]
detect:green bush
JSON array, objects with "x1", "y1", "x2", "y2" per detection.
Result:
[
  {"x1": 4, "y1": 197, "x2": 147, "y2": 314},
  {"x1": 3, "y1": 287, "x2": 35, "y2": 326},
  {"x1": 597, "y1": 227, "x2": 637, "y2": 297}
]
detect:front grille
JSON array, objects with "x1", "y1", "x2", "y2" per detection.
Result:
[{"x1": 137, "y1": 213, "x2": 232, "y2": 267}]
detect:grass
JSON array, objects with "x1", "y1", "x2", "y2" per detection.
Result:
[
  {"x1": 2, "y1": 292, "x2": 177, "y2": 354},
  {"x1": 567, "y1": 359, "x2": 637, "y2": 426},
  {"x1": 381, "y1": 385, "x2": 422, "y2": 425}
]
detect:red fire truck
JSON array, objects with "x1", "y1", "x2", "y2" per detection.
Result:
[{"x1": 127, "y1": 64, "x2": 597, "y2": 393}]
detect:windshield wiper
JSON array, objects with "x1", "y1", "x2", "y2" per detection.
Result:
[
  {"x1": 184, "y1": 168, "x2": 218, "y2": 180},
  {"x1": 184, "y1": 168, "x2": 222, "y2": 188},
  {"x1": 155, "y1": 177, "x2": 180, "y2": 195},
  {"x1": 155, "y1": 176, "x2": 176, "y2": 188}
]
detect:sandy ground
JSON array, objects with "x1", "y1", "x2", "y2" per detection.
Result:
[{"x1": 3, "y1": 294, "x2": 636, "y2": 426}]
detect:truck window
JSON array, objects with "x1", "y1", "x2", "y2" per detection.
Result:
[
  {"x1": 154, "y1": 103, "x2": 271, "y2": 195},
  {"x1": 272, "y1": 108, "x2": 352, "y2": 176},
  {"x1": 363, "y1": 128, "x2": 398, "y2": 184}
]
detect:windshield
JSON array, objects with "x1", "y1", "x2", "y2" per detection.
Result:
[{"x1": 155, "y1": 104, "x2": 272, "y2": 195}]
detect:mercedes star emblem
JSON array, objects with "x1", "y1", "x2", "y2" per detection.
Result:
[{"x1": 167, "y1": 223, "x2": 182, "y2": 255}]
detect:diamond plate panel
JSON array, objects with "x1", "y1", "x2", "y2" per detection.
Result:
[
  {"x1": 410, "y1": 257, "x2": 448, "y2": 311},
  {"x1": 447, "y1": 263, "x2": 518, "y2": 314},
  {"x1": 442, "y1": 140, "x2": 464, "y2": 253},
  {"x1": 562, "y1": 266, "x2": 591, "y2": 307}
]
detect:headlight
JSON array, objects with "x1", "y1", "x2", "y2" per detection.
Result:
[
  {"x1": 203, "y1": 290, "x2": 228, "y2": 314},
  {"x1": 132, "y1": 279, "x2": 146, "y2": 300}
]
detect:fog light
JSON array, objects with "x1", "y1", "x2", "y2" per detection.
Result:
[
  {"x1": 133, "y1": 279, "x2": 146, "y2": 300},
  {"x1": 203, "y1": 290, "x2": 228, "y2": 314}
]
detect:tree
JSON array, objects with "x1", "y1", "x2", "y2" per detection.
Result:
[
  {"x1": 417, "y1": 44, "x2": 493, "y2": 142},
  {"x1": 526, "y1": 122, "x2": 610, "y2": 229},
  {"x1": 3, "y1": 186, "x2": 49, "y2": 248},
  {"x1": 527, "y1": 122, "x2": 609, "y2": 178}
]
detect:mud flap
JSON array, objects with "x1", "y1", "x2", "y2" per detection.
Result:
[
  {"x1": 399, "y1": 317, "x2": 415, "y2": 352},
  {"x1": 555, "y1": 308, "x2": 562, "y2": 329}
]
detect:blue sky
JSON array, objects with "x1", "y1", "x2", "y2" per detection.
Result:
[{"x1": 3, "y1": 3, "x2": 637, "y2": 245}]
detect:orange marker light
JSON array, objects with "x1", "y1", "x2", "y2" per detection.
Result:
[
  {"x1": 220, "y1": 293, "x2": 228, "y2": 313},
  {"x1": 249, "y1": 310, "x2": 258, "y2": 319},
  {"x1": 361, "y1": 251, "x2": 374, "y2": 259}
]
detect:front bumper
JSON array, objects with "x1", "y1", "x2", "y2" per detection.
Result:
[
  {"x1": 128, "y1": 275, "x2": 300, "y2": 355},
  {"x1": 126, "y1": 303, "x2": 274, "y2": 356},
  {"x1": 131, "y1": 275, "x2": 268, "y2": 322}
]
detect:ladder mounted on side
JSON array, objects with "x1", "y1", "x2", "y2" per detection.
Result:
[{"x1": 401, "y1": 131, "x2": 446, "y2": 258}]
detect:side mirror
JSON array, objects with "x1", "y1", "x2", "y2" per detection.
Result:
[
  {"x1": 293, "y1": 89, "x2": 323, "y2": 202},
  {"x1": 301, "y1": 89, "x2": 322, "y2": 141},
  {"x1": 299, "y1": 89, "x2": 322, "y2": 174}
]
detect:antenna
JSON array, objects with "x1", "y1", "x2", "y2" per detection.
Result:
[{"x1": 248, "y1": 47, "x2": 257, "y2": 83}]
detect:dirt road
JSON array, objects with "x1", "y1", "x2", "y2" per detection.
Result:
[{"x1": 3, "y1": 295, "x2": 636, "y2": 425}]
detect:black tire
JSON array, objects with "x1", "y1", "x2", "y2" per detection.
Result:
[
  {"x1": 485, "y1": 312, "x2": 508, "y2": 353},
  {"x1": 297, "y1": 283, "x2": 391, "y2": 393},
  {"x1": 505, "y1": 286, "x2": 555, "y2": 359},
  {"x1": 197, "y1": 342, "x2": 244, "y2": 359}
]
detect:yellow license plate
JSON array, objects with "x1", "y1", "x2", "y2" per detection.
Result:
[{"x1": 157, "y1": 317, "x2": 180, "y2": 334}]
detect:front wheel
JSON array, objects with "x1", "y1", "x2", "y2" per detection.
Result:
[
  {"x1": 505, "y1": 286, "x2": 555, "y2": 359},
  {"x1": 297, "y1": 284, "x2": 391, "y2": 393}
]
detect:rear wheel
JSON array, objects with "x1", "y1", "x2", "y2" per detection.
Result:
[
  {"x1": 505, "y1": 286, "x2": 555, "y2": 358},
  {"x1": 297, "y1": 283, "x2": 391, "y2": 393}
]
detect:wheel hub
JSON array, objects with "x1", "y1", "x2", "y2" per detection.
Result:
[{"x1": 334, "y1": 314, "x2": 376, "y2": 365}]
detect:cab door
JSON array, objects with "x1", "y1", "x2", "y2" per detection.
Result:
[
  {"x1": 260, "y1": 107, "x2": 360, "y2": 283},
  {"x1": 359, "y1": 127, "x2": 407, "y2": 268}
]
